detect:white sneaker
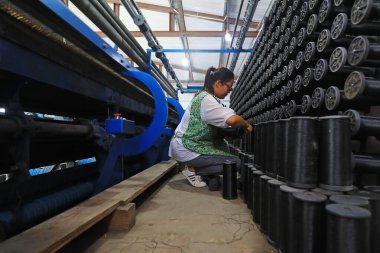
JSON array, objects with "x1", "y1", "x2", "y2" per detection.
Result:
[{"x1": 182, "y1": 166, "x2": 207, "y2": 187}]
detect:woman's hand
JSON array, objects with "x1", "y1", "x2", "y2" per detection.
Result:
[{"x1": 245, "y1": 124, "x2": 253, "y2": 133}]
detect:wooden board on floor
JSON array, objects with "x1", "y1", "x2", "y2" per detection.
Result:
[
  {"x1": 0, "y1": 160, "x2": 178, "y2": 253},
  {"x1": 110, "y1": 160, "x2": 178, "y2": 204}
]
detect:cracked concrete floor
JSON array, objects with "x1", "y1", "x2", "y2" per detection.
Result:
[{"x1": 85, "y1": 173, "x2": 276, "y2": 253}]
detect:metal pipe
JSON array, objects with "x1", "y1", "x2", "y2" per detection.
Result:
[
  {"x1": 316, "y1": 29, "x2": 352, "y2": 53},
  {"x1": 347, "y1": 36, "x2": 380, "y2": 67},
  {"x1": 325, "y1": 86, "x2": 380, "y2": 110},
  {"x1": 351, "y1": 0, "x2": 380, "y2": 25},
  {"x1": 331, "y1": 13, "x2": 380, "y2": 40},
  {"x1": 229, "y1": 0, "x2": 261, "y2": 72},
  {"x1": 307, "y1": 14, "x2": 331, "y2": 35},
  {"x1": 120, "y1": 0, "x2": 183, "y2": 92},
  {"x1": 344, "y1": 109, "x2": 380, "y2": 137},
  {"x1": 318, "y1": 0, "x2": 351, "y2": 23},
  {"x1": 226, "y1": 0, "x2": 245, "y2": 67},
  {"x1": 353, "y1": 153, "x2": 380, "y2": 173},
  {"x1": 344, "y1": 71, "x2": 380, "y2": 99},
  {"x1": 70, "y1": 0, "x2": 177, "y2": 97}
]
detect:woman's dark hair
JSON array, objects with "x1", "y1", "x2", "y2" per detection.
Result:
[{"x1": 203, "y1": 66, "x2": 234, "y2": 94}]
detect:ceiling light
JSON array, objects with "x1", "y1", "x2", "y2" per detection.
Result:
[
  {"x1": 182, "y1": 57, "x2": 189, "y2": 66},
  {"x1": 224, "y1": 32, "x2": 232, "y2": 42}
]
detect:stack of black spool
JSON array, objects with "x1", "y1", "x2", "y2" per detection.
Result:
[{"x1": 227, "y1": 0, "x2": 380, "y2": 252}]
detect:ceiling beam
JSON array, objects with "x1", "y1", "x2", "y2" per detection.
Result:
[
  {"x1": 152, "y1": 60, "x2": 206, "y2": 74},
  {"x1": 126, "y1": 31, "x2": 258, "y2": 37},
  {"x1": 106, "y1": 1, "x2": 260, "y2": 28}
]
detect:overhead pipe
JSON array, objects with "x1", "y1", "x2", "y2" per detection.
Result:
[
  {"x1": 226, "y1": 0, "x2": 245, "y2": 67},
  {"x1": 70, "y1": 0, "x2": 178, "y2": 98},
  {"x1": 120, "y1": 0, "x2": 184, "y2": 93},
  {"x1": 229, "y1": 0, "x2": 261, "y2": 72}
]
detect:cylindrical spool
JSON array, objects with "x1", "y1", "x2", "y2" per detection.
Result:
[
  {"x1": 259, "y1": 175, "x2": 274, "y2": 234},
  {"x1": 268, "y1": 179, "x2": 285, "y2": 246},
  {"x1": 279, "y1": 185, "x2": 307, "y2": 253},
  {"x1": 252, "y1": 170, "x2": 264, "y2": 223},
  {"x1": 287, "y1": 117, "x2": 319, "y2": 189},
  {"x1": 363, "y1": 185, "x2": 380, "y2": 194},
  {"x1": 246, "y1": 164, "x2": 255, "y2": 209},
  {"x1": 319, "y1": 116, "x2": 353, "y2": 191},
  {"x1": 312, "y1": 188, "x2": 341, "y2": 200},
  {"x1": 330, "y1": 194, "x2": 369, "y2": 208},
  {"x1": 253, "y1": 123, "x2": 261, "y2": 168},
  {"x1": 348, "y1": 189, "x2": 380, "y2": 253},
  {"x1": 278, "y1": 119, "x2": 290, "y2": 181},
  {"x1": 271, "y1": 120, "x2": 281, "y2": 177},
  {"x1": 326, "y1": 204, "x2": 371, "y2": 253},
  {"x1": 260, "y1": 123, "x2": 268, "y2": 173},
  {"x1": 222, "y1": 161, "x2": 237, "y2": 200},
  {"x1": 248, "y1": 166, "x2": 257, "y2": 211},
  {"x1": 242, "y1": 163, "x2": 251, "y2": 204},
  {"x1": 292, "y1": 192, "x2": 327, "y2": 253},
  {"x1": 265, "y1": 121, "x2": 276, "y2": 177}
]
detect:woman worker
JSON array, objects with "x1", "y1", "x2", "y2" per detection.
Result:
[{"x1": 169, "y1": 66, "x2": 253, "y2": 191}]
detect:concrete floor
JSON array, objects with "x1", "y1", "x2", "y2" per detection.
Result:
[{"x1": 85, "y1": 173, "x2": 276, "y2": 253}]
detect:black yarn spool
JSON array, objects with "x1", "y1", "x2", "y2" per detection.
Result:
[
  {"x1": 252, "y1": 170, "x2": 264, "y2": 223},
  {"x1": 222, "y1": 161, "x2": 237, "y2": 200},
  {"x1": 319, "y1": 116, "x2": 353, "y2": 191},
  {"x1": 279, "y1": 185, "x2": 306, "y2": 253},
  {"x1": 326, "y1": 204, "x2": 371, "y2": 253},
  {"x1": 265, "y1": 121, "x2": 275, "y2": 177},
  {"x1": 312, "y1": 188, "x2": 341, "y2": 200},
  {"x1": 363, "y1": 185, "x2": 380, "y2": 194},
  {"x1": 287, "y1": 116, "x2": 319, "y2": 189},
  {"x1": 268, "y1": 179, "x2": 285, "y2": 246},
  {"x1": 246, "y1": 132, "x2": 252, "y2": 153},
  {"x1": 259, "y1": 175, "x2": 274, "y2": 233},
  {"x1": 277, "y1": 119, "x2": 289, "y2": 181},
  {"x1": 247, "y1": 165, "x2": 256, "y2": 210},
  {"x1": 330, "y1": 195, "x2": 369, "y2": 208},
  {"x1": 349, "y1": 190, "x2": 380, "y2": 253},
  {"x1": 260, "y1": 122, "x2": 268, "y2": 174},
  {"x1": 254, "y1": 123, "x2": 261, "y2": 169},
  {"x1": 242, "y1": 163, "x2": 251, "y2": 203},
  {"x1": 292, "y1": 192, "x2": 327, "y2": 253},
  {"x1": 272, "y1": 120, "x2": 281, "y2": 177}
]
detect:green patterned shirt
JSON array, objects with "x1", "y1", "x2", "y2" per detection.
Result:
[{"x1": 182, "y1": 91, "x2": 233, "y2": 156}]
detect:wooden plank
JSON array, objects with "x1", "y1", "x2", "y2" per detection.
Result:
[
  {"x1": 107, "y1": 203, "x2": 136, "y2": 232},
  {"x1": 0, "y1": 197, "x2": 121, "y2": 253},
  {"x1": 111, "y1": 160, "x2": 178, "y2": 203},
  {"x1": 0, "y1": 160, "x2": 178, "y2": 253}
]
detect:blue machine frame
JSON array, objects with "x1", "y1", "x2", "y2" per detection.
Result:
[{"x1": 36, "y1": 0, "x2": 184, "y2": 193}]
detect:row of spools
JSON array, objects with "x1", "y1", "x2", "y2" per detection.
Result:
[
  {"x1": 229, "y1": 140, "x2": 380, "y2": 253},
  {"x1": 227, "y1": 0, "x2": 380, "y2": 252}
]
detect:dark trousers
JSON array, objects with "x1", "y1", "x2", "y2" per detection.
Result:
[{"x1": 183, "y1": 154, "x2": 241, "y2": 176}]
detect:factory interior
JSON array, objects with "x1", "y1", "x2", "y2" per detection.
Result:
[{"x1": 0, "y1": 0, "x2": 380, "y2": 252}]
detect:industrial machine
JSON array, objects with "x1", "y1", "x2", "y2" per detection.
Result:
[{"x1": 0, "y1": 0, "x2": 183, "y2": 240}]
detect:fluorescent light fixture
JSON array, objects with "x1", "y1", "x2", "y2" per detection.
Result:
[
  {"x1": 224, "y1": 32, "x2": 232, "y2": 42},
  {"x1": 181, "y1": 57, "x2": 189, "y2": 66}
]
